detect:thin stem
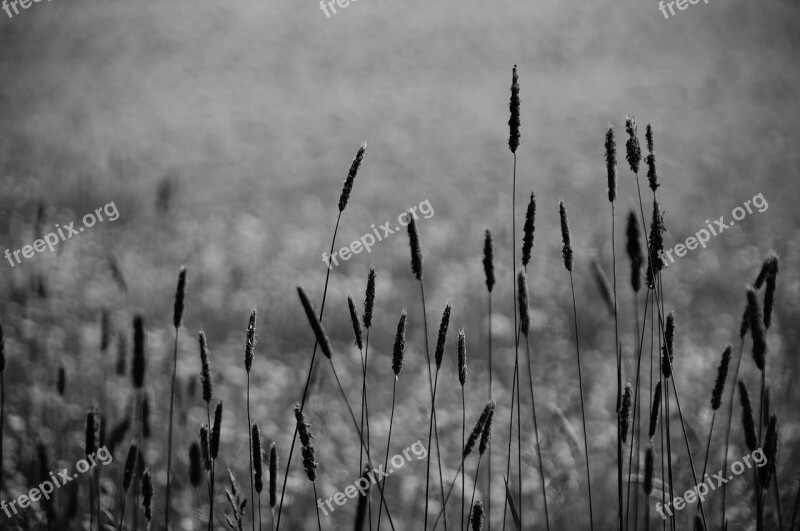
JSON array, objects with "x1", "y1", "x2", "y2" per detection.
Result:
[
  {"x1": 377, "y1": 378, "x2": 397, "y2": 531},
  {"x1": 467, "y1": 457, "x2": 483, "y2": 528},
  {"x1": 419, "y1": 281, "x2": 447, "y2": 531},
  {"x1": 612, "y1": 202, "x2": 623, "y2": 531},
  {"x1": 276, "y1": 211, "x2": 341, "y2": 531},
  {"x1": 569, "y1": 271, "x2": 595, "y2": 530},
  {"x1": 165, "y1": 327, "x2": 180, "y2": 527},
  {"x1": 774, "y1": 473, "x2": 785, "y2": 531},
  {"x1": 425, "y1": 369, "x2": 440, "y2": 531},
  {"x1": 431, "y1": 460, "x2": 466, "y2": 531},
  {"x1": 207, "y1": 402, "x2": 215, "y2": 531},
  {"x1": 501, "y1": 344, "x2": 519, "y2": 531},
  {"x1": 363, "y1": 331, "x2": 372, "y2": 530},
  {"x1": 313, "y1": 482, "x2": 322, "y2": 531},
  {"x1": 701, "y1": 413, "x2": 717, "y2": 480},
  {"x1": 247, "y1": 375, "x2": 255, "y2": 531},
  {"x1": 790, "y1": 478, "x2": 800, "y2": 531},
  {"x1": 328, "y1": 359, "x2": 396, "y2": 530},
  {"x1": 487, "y1": 291, "x2": 492, "y2": 531},
  {"x1": 722, "y1": 339, "x2": 746, "y2": 529},
  {"x1": 461, "y1": 389, "x2": 466, "y2": 531},
  {"x1": 525, "y1": 334, "x2": 550, "y2": 531}
]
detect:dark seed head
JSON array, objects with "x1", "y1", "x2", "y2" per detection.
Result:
[
  {"x1": 434, "y1": 304, "x2": 451, "y2": 371},
  {"x1": 211, "y1": 401, "x2": 223, "y2": 459},
  {"x1": 508, "y1": 65, "x2": 520, "y2": 154},
  {"x1": 517, "y1": 271, "x2": 530, "y2": 337},
  {"x1": 646, "y1": 199, "x2": 665, "y2": 289},
  {"x1": 57, "y1": 366, "x2": 66, "y2": 396},
  {"x1": 269, "y1": 442, "x2": 278, "y2": 508},
  {"x1": 199, "y1": 330, "x2": 213, "y2": 404},
  {"x1": 464, "y1": 401, "x2": 495, "y2": 458},
  {"x1": 189, "y1": 441, "x2": 203, "y2": 488},
  {"x1": 252, "y1": 422, "x2": 263, "y2": 493},
  {"x1": 711, "y1": 345, "x2": 732, "y2": 411},
  {"x1": 392, "y1": 309, "x2": 407, "y2": 376},
  {"x1": 339, "y1": 141, "x2": 367, "y2": 213},
  {"x1": 132, "y1": 315, "x2": 145, "y2": 389},
  {"x1": 559, "y1": 201, "x2": 573, "y2": 272},
  {"x1": 620, "y1": 383, "x2": 632, "y2": 444},
  {"x1": 297, "y1": 286, "x2": 334, "y2": 359},
  {"x1": 457, "y1": 328, "x2": 467, "y2": 387},
  {"x1": 483, "y1": 229, "x2": 495, "y2": 292},
  {"x1": 625, "y1": 114, "x2": 641, "y2": 174},
  {"x1": 693, "y1": 514, "x2": 706, "y2": 531},
  {"x1": 200, "y1": 425, "x2": 211, "y2": 471},
  {"x1": 522, "y1": 192, "x2": 536, "y2": 267},
  {"x1": 739, "y1": 380, "x2": 758, "y2": 453},
  {"x1": 348, "y1": 294, "x2": 363, "y2": 351},
  {"x1": 174, "y1": 266, "x2": 187, "y2": 329},
  {"x1": 471, "y1": 500, "x2": 485, "y2": 531},
  {"x1": 645, "y1": 124, "x2": 659, "y2": 192},
  {"x1": 626, "y1": 210, "x2": 643, "y2": 293},
  {"x1": 605, "y1": 126, "x2": 617, "y2": 203},
  {"x1": 478, "y1": 409, "x2": 494, "y2": 455},
  {"x1": 407, "y1": 215, "x2": 423, "y2": 281},
  {"x1": 244, "y1": 307, "x2": 257, "y2": 373},
  {"x1": 661, "y1": 312, "x2": 675, "y2": 379},
  {"x1": 123, "y1": 443, "x2": 138, "y2": 492},
  {"x1": 649, "y1": 380, "x2": 662, "y2": 440},
  {"x1": 363, "y1": 266, "x2": 376, "y2": 329},
  {"x1": 760, "y1": 414, "x2": 778, "y2": 490},
  {"x1": 85, "y1": 406, "x2": 99, "y2": 458},
  {"x1": 141, "y1": 469, "x2": 153, "y2": 523},
  {"x1": 746, "y1": 287, "x2": 767, "y2": 372}
]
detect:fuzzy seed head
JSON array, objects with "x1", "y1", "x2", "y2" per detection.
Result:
[
  {"x1": 522, "y1": 192, "x2": 536, "y2": 267},
  {"x1": 132, "y1": 315, "x2": 145, "y2": 389},
  {"x1": 517, "y1": 271, "x2": 530, "y2": 336},
  {"x1": 123, "y1": 443, "x2": 138, "y2": 491},
  {"x1": 649, "y1": 380, "x2": 662, "y2": 440},
  {"x1": 760, "y1": 414, "x2": 778, "y2": 490},
  {"x1": 348, "y1": 294, "x2": 364, "y2": 351},
  {"x1": 141, "y1": 469, "x2": 153, "y2": 523},
  {"x1": 746, "y1": 287, "x2": 767, "y2": 371},
  {"x1": 645, "y1": 124, "x2": 659, "y2": 192},
  {"x1": 339, "y1": 141, "x2": 367, "y2": 212},
  {"x1": 407, "y1": 215, "x2": 423, "y2": 281},
  {"x1": 464, "y1": 401, "x2": 495, "y2": 458},
  {"x1": 269, "y1": 442, "x2": 277, "y2": 508},
  {"x1": 199, "y1": 330, "x2": 213, "y2": 404},
  {"x1": 434, "y1": 304, "x2": 451, "y2": 371},
  {"x1": 625, "y1": 114, "x2": 641, "y2": 174},
  {"x1": 483, "y1": 229, "x2": 495, "y2": 292},
  {"x1": 605, "y1": 126, "x2": 617, "y2": 202},
  {"x1": 200, "y1": 425, "x2": 212, "y2": 471},
  {"x1": 646, "y1": 199, "x2": 665, "y2": 289},
  {"x1": 211, "y1": 401, "x2": 223, "y2": 459},
  {"x1": 244, "y1": 307, "x2": 256, "y2": 373},
  {"x1": 57, "y1": 366, "x2": 66, "y2": 396},
  {"x1": 189, "y1": 441, "x2": 203, "y2": 488},
  {"x1": 694, "y1": 515, "x2": 705, "y2": 531},
  {"x1": 711, "y1": 345, "x2": 732, "y2": 410},
  {"x1": 457, "y1": 328, "x2": 467, "y2": 387},
  {"x1": 174, "y1": 266, "x2": 187, "y2": 328},
  {"x1": 559, "y1": 200, "x2": 573, "y2": 272},
  {"x1": 392, "y1": 310, "x2": 407, "y2": 376},
  {"x1": 85, "y1": 406, "x2": 99, "y2": 458},
  {"x1": 661, "y1": 311, "x2": 675, "y2": 378},
  {"x1": 626, "y1": 210, "x2": 644, "y2": 293},
  {"x1": 297, "y1": 286, "x2": 334, "y2": 359},
  {"x1": 739, "y1": 380, "x2": 758, "y2": 453},
  {"x1": 620, "y1": 383, "x2": 632, "y2": 444},
  {"x1": 471, "y1": 500, "x2": 485, "y2": 531},
  {"x1": 479, "y1": 409, "x2": 494, "y2": 455},
  {"x1": 508, "y1": 65, "x2": 520, "y2": 153},
  {"x1": 363, "y1": 266, "x2": 376, "y2": 329},
  {"x1": 252, "y1": 423, "x2": 263, "y2": 493}
]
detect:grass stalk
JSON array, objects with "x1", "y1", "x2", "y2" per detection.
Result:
[
  {"x1": 376, "y1": 377, "x2": 397, "y2": 530},
  {"x1": 524, "y1": 333, "x2": 549, "y2": 530}
]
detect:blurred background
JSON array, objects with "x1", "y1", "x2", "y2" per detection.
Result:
[{"x1": 0, "y1": 0, "x2": 798, "y2": 529}]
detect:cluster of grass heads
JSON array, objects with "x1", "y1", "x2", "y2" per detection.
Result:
[{"x1": 0, "y1": 64, "x2": 796, "y2": 531}]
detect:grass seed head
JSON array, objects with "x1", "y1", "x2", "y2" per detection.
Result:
[
  {"x1": 189, "y1": 441, "x2": 203, "y2": 488},
  {"x1": 244, "y1": 307, "x2": 256, "y2": 373},
  {"x1": 649, "y1": 380, "x2": 662, "y2": 440},
  {"x1": 517, "y1": 271, "x2": 530, "y2": 336},
  {"x1": 522, "y1": 192, "x2": 536, "y2": 266},
  {"x1": 392, "y1": 309, "x2": 407, "y2": 376},
  {"x1": 434, "y1": 304, "x2": 452, "y2": 371},
  {"x1": 363, "y1": 266, "x2": 376, "y2": 329},
  {"x1": 174, "y1": 266, "x2": 187, "y2": 328},
  {"x1": 471, "y1": 500, "x2": 485, "y2": 531},
  {"x1": 605, "y1": 126, "x2": 617, "y2": 202},
  {"x1": 297, "y1": 286, "x2": 334, "y2": 359},
  {"x1": 457, "y1": 328, "x2": 467, "y2": 387},
  {"x1": 625, "y1": 113, "x2": 641, "y2": 174},
  {"x1": 132, "y1": 315, "x2": 145, "y2": 389},
  {"x1": 252, "y1": 422, "x2": 263, "y2": 493},
  {"x1": 739, "y1": 380, "x2": 758, "y2": 453},
  {"x1": 508, "y1": 65, "x2": 520, "y2": 153},
  {"x1": 348, "y1": 294, "x2": 364, "y2": 351},
  {"x1": 483, "y1": 229, "x2": 495, "y2": 292},
  {"x1": 559, "y1": 200, "x2": 573, "y2": 272},
  {"x1": 626, "y1": 210, "x2": 643, "y2": 293},
  {"x1": 711, "y1": 345, "x2": 732, "y2": 411},
  {"x1": 339, "y1": 141, "x2": 367, "y2": 212},
  {"x1": 199, "y1": 330, "x2": 213, "y2": 404},
  {"x1": 211, "y1": 401, "x2": 223, "y2": 459},
  {"x1": 407, "y1": 215, "x2": 423, "y2": 281}
]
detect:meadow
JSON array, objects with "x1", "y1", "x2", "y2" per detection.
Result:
[{"x1": 0, "y1": 0, "x2": 798, "y2": 530}]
